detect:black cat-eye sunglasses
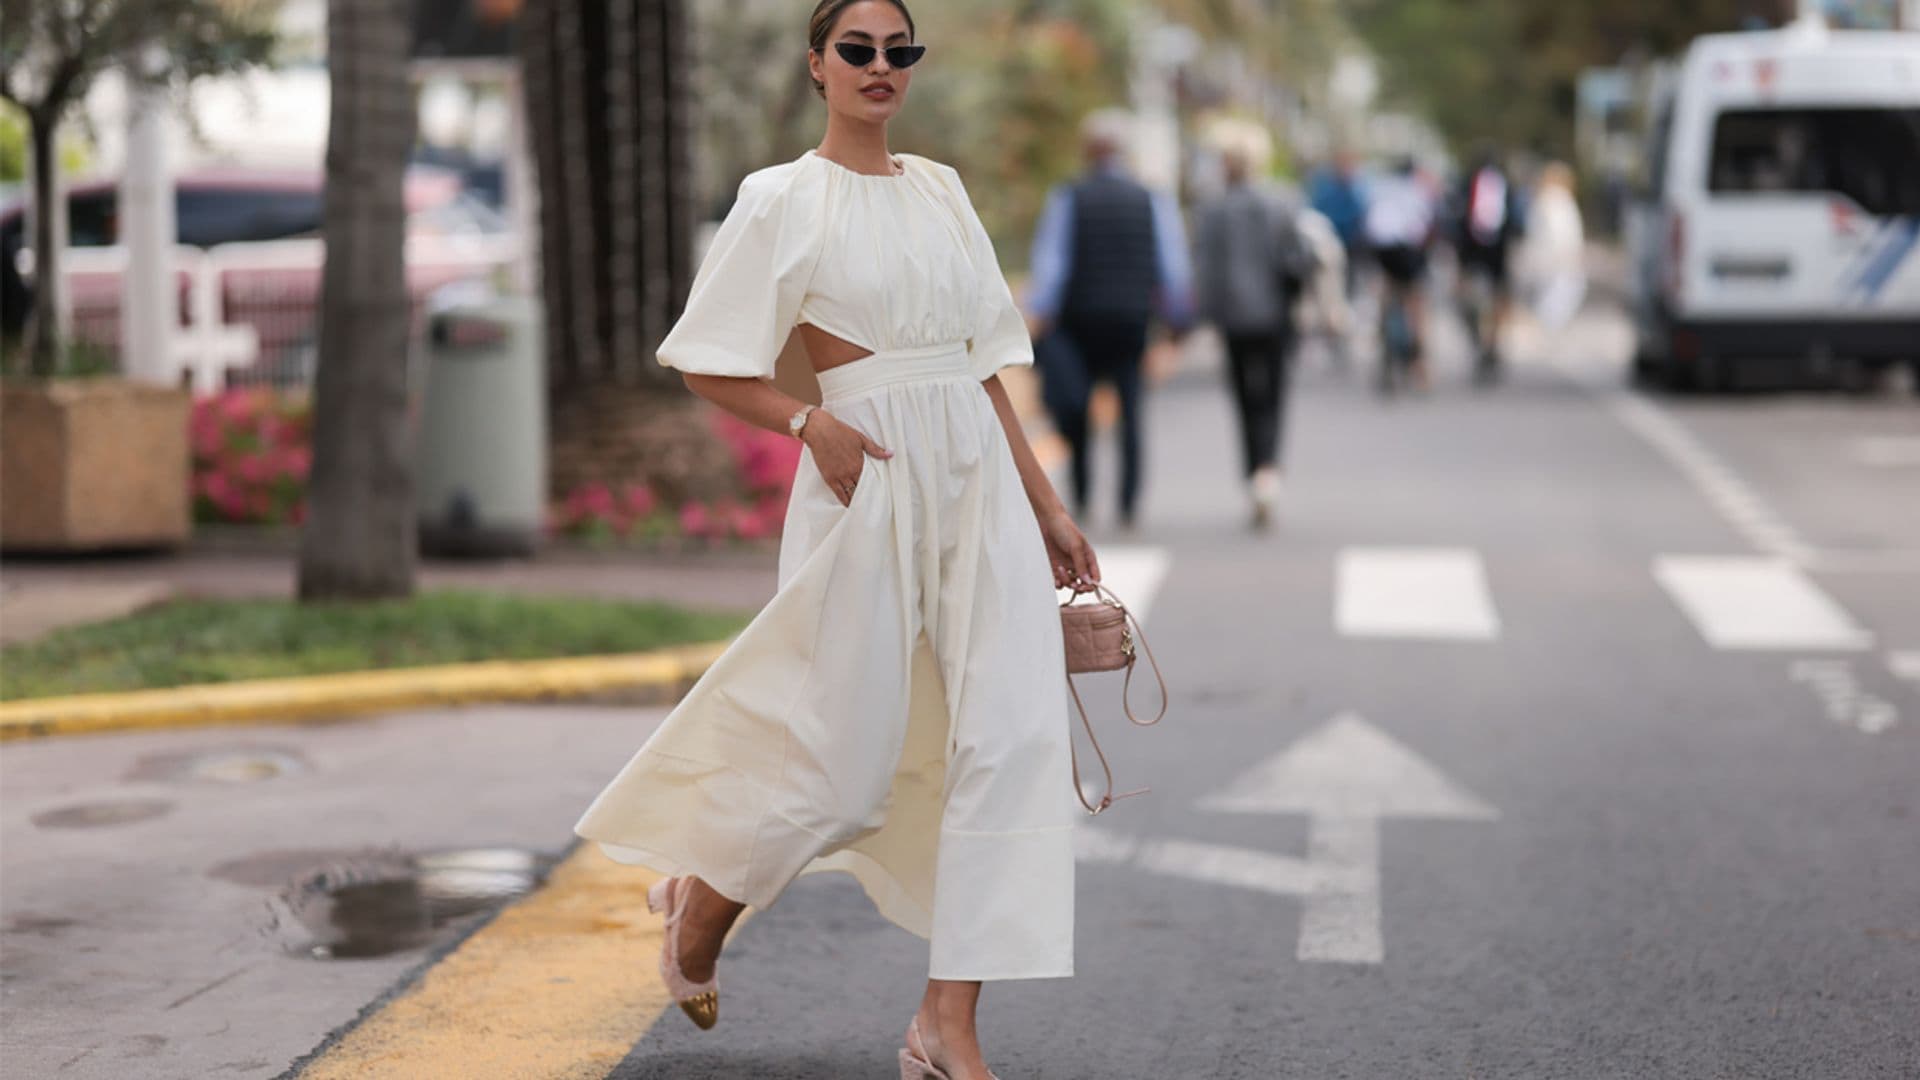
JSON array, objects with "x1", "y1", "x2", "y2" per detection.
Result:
[{"x1": 830, "y1": 41, "x2": 926, "y2": 69}]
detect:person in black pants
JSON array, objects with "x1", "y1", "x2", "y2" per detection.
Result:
[
  {"x1": 1027, "y1": 109, "x2": 1193, "y2": 530},
  {"x1": 1194, "y1": 137, "x2": 1313, "y2": 528}
]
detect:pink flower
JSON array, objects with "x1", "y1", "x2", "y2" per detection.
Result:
[
  {"x1": 620, "y1": 484, "x2": 657, "y2": 519},
  {"x1": 678, "y1": 501, "x2": 713, "y2": 538},
  {"x1": 235, "y1": 454, "x2": 274, "y2": 486},
  {"x1": 579, "y1": 484, "x2": 617, "y2": 516},
  {"x1": 731, "y1": 504, "x2": 775, "y2": 540},
  {"x1": 279, "y1": 445, "x2": 312, "y2": 479}
]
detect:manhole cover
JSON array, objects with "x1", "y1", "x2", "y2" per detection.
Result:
[
  {"x1": 125, "y1": 746, "x2": 310, "y2": 784},
  {"x1": 274, "y1": 847, "x2": 559, "y2": 959},
  {"x1": 32, "y1": 798, "x2": 173, "y2": 829}
]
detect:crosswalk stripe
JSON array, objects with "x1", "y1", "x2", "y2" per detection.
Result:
[
  {"x1": 1335, "y1": 548, "x2": 1501, "y2": 642},
  {"x1": 1088, "y1": 545, "x2": 1170, "y2": 625},
  {"x1": 1654, "y1": 555, "x2": 1873, "y2": 652}
]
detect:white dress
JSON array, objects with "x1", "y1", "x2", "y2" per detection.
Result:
[{"x1": 573, "y1": 149, "x2": 1077, "y2": 981}]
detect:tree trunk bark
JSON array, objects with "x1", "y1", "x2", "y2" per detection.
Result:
[
  {"x1": 26, "y1": 110, "x2": 65, "y2": 378},
  {"x1": 520, "y1": 0, "x2": 714, "y2": 503},
  {"x1": 297, "y1": 0, "x2": 418, "y2": 601}
]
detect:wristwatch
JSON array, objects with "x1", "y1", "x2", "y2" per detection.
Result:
[{"x1": 787, "y1": 404, "x2": 817, "y2": 439}]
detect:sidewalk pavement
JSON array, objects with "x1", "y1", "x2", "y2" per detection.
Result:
[{"x1": 0, "y1": 546, "x2": 781, "y2": 647}]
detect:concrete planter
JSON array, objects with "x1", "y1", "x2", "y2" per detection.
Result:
[{"x1": 1, "y1": 379, "x2": 192, "y2": 552}]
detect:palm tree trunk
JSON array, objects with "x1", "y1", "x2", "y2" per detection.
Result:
[
  {"x1": 520, "y1": 0, "x2": 711, "y2": 502},
  {"x1": 297, "y1": 0, "x2": 417, "y2": 601}
]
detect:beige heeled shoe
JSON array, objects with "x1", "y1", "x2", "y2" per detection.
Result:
[
  {"x1": 645, "y1": 876, "x2": 719, "y2": 1030},
  {"x1": 898, "y1": 1016, "x2": 1001, "y2": 1080}
]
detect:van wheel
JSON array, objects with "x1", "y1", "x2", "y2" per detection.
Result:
[{"x1": 1631, "y1": 349, "x2": 1665, "y2": 390}]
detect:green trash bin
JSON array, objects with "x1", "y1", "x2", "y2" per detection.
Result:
[{"x1": 415, "y1": 291, "x2": 546, "y2": 557}]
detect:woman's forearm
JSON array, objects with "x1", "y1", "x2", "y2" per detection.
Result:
[
  {"x1": 982, "y1": 374, "x2": 1066, "y2": 521},
  {"x1": 681, "y1": 373, "x2": 809, "y2": 435}
]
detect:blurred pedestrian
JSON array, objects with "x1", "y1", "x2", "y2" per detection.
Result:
[
  {"x1": 1293, "y1": 208, "x2": 1353, "y2": 365},
  {"x1": 1521, "y1": 161, "x2": 1588, "y2": 334},
  {"x1": 1308, "y1": 148, "x2": 1368, "y2": 300},
  {"x1": 1363, "y1": 154, "x2": 1439, "y2": 392},
  {"x1": 1449, "y1": 146, "x2": 1525, "y2": 383},
  {"x1": 1027, "y1": 108, "x2": 1195, "y2": 531},
  {"x1": 575, "y1": 2, "x2": 1101, "y2": 1076},
  {"x1": 1194, "y1": 132, "x2": 1316, "y2": 529}
]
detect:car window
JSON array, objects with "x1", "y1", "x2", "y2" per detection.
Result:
[
  {"x1": 69, "y1": 191, "x2": 118, "y2": 246},
  {"x1": 177, "y1": 188, "x2": 324, "y2": 246},
  {"x1": 1643, "y1": 99, "x2": 1674, "y2": 198},
  {"x1": 1707, "y1": 107, "x2": 1920, "y2": 215}
]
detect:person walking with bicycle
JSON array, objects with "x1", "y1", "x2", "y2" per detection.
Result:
[
  {"x1": 1450, "y1": 146, "x2": 1525, "y2": 384},
  {"x1": 1362, "y1": 155, "x2": 1438, "y2": 394}
]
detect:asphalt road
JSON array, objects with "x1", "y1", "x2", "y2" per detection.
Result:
[{"x1": 3, "y1": 302, "x2": 1916, "y2": 1079}]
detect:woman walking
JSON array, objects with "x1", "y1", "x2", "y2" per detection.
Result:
[{"x1": 573, "y1": 3, "x2": 1100, "y2": 1077}]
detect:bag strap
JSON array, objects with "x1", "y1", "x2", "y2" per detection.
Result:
[{"x1": 1064, "y1": 583, "x2": 1169, "y2": 814}]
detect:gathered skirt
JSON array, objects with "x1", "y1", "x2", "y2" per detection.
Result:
[{"x1": 573, "y1": 342, "x2": 1077, "y2": 981}]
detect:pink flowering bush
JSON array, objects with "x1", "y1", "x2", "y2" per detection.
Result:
[
  {"x1": 550, "y1": 482, "x2": 674, "y2": 541},
  {"x1": 549, "y1": 407, "x2": 800, "y2": 546},
  {"x1": 190, "y1": 389, "x2": 312, "y2": 525}
]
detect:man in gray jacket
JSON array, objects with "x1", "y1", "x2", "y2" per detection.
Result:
[{"x1": 1194, "y1": 140, "x2": 1315, "y2": 529}]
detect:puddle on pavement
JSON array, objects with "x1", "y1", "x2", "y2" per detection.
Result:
[
  {"x1": 32, "y1": 798, "x2": 174, "y2": 828},
  {"x1": 124, "y1": 745, "x2": 310, "y2": 784},
  {"x1": 269, "y1": 847, "x2": 559, "y2": 959}
]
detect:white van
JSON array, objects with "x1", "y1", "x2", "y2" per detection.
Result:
[{"x1": 1628, "y1": 18, "x2": 1920, "y2": 390}]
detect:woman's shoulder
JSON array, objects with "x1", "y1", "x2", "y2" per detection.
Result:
[{"x1": 732, "y1": 157, "x2": 826, "y2": 216}]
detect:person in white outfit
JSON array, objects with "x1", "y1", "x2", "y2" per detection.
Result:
[
  {"x1": 572, "y1": 2, "x2": 1100, "y2": 1077},
  {"x1": 1521, "y1": 161, "x2": 1588, "y2": 335}
]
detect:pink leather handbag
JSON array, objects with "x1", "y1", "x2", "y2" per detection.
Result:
[{"x1": 1060, "y1": 582, "x2": 1167, "y2": 814}]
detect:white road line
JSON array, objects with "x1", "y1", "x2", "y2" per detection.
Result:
[
  {"x1": 1335, "y1": 548, "x2": 1501, "y2": 641},
  {"x1": 1654, "y1": 555, "x2": 1874, "y2": 651},
  {"x1": 1851, "y1": 436, "x2": 1920, "y2": 468},
  {"x1": 1890, "y1": 651, "x2": 1920, "y2": 682},
  {"x1": 1606, "y1": 394, "x2": 1817, "y2": 565},
  {"x1": 1084, "y1": 545, "x2": 1170, "y2": 625}
]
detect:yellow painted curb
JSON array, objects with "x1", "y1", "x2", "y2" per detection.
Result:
[
  {"x1": 294, "y1": 846, "x2": 754, "y2": 1079},
  {"x1": 0, "y1": 640, "x2": 729, "y2": 742}
]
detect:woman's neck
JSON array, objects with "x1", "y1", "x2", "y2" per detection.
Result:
[{"x1": 816, "y1": 119, "x2": 897, "y2": 176}]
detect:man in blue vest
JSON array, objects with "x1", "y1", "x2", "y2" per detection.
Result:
[{"x1": 1027, "y1": 109, "x2": 1195, "y2": 531}]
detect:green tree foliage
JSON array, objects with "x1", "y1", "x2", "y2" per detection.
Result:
[
  {"x1": 1346, "y1": 0, "x2": 1790, "y2": 156},
  {"x1": 0, "y1": 0, "x2": 278, "y2": 374}
]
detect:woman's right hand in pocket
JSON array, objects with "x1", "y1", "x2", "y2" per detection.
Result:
[{"x1": 802, "y1": 410, "x2": 891, "y2": 507}]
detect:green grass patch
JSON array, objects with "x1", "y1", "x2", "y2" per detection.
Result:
[{"x1": 0, "y1": 590, "x2": 749, "y2": 701}]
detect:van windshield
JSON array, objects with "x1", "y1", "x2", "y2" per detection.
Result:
[{"x1": 1708, "y1": 107, "x2": 1920, "y2": 216}]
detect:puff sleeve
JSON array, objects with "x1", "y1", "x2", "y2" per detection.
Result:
[
  {"x1": 656, "y1": 165, "x2": 821, "y2": 379},
  {"x1": 938, "y1": 165, "x2": 1035, "y2": 381}
]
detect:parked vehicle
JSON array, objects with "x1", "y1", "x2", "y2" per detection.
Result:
[
  {"x1": 1626, "y1": 17, "x2": 1920, "y2": 391},
  {"x1": 1, "y1": 165, "x2": 516, "y2": 389}
]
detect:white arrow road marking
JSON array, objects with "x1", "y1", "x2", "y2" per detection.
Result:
[
  {"x1": 1790, "y1": 660, "x2": 1900, "y2": 734},
  {"x1": 1336, "y1": 548, "x2": 1501, "y2": 641},
  {"x1": 1077, "y1": 714, "x2": 1498, "y2": 965},
  {"x1": 1654, "y1": 556, "x2": 1873, "y2": 651},
  {"x1": 1890, "y1": 651, "x2": 1920, "y2": 682}
]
